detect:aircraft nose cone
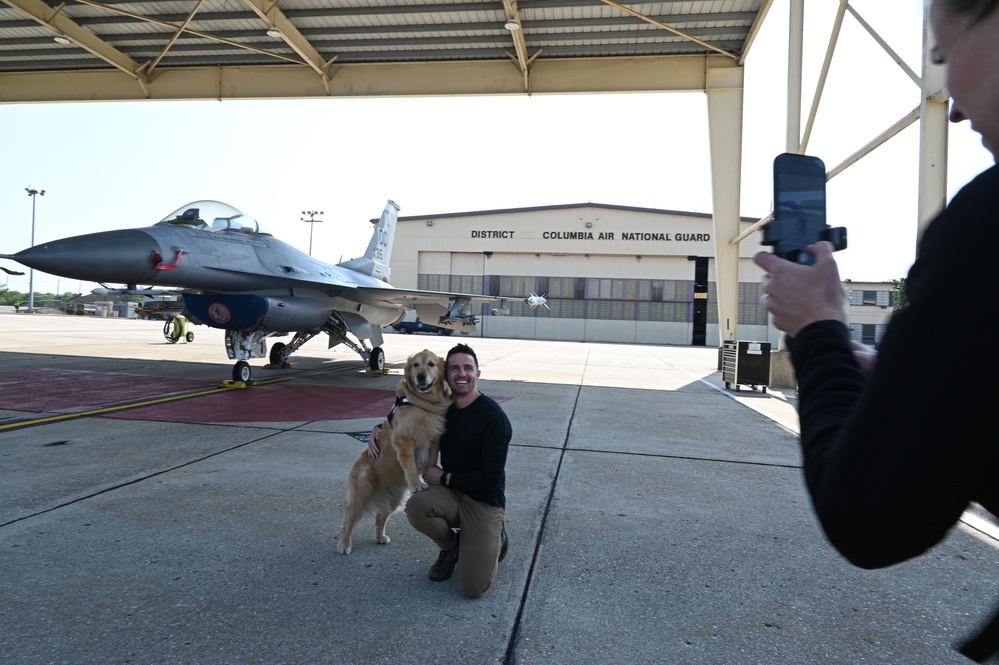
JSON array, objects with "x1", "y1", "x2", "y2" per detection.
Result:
[{"x1": 10, "y1": 229, "x2": 161, "y2": 284}]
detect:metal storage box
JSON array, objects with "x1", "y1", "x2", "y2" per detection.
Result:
[{"x1": 722, "y1": 340, "x2": 771, "y2": 392}]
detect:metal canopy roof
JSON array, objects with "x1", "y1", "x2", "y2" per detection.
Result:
[{"x1": 0, "y1": 0, "x2": 771, "y2": 102}]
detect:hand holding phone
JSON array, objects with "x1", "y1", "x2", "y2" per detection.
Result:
[{"x1": 761, "y1": 153, "x2": 847, "y2": 265}]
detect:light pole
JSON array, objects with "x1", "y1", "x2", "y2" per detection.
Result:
[
  {"x1": 301, "y1": 209, "x2": 324, "y2": 256},
  {"x1": 25, "y1": 187, "x2": 45, "y2": 313}
]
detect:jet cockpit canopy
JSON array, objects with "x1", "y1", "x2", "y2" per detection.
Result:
[{"x1": 158, "y1": 200, "x2": 269, "y2": 236}]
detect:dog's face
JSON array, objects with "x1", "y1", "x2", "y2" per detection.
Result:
[{"x1": 406, "y1": 349, "x2": 445, "y2": 395}]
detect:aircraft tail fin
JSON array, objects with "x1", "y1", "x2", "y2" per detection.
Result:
[{"x1": 337, "y1": 200, "x2": 399, "y2": 282}]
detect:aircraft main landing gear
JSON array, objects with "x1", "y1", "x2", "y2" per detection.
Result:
[
  {"x1": 368, "y1": 347, "x2": 385, "y2": 373},
  {"x1": 268, "y1": 341, "x2": 292, "y2": 368}
]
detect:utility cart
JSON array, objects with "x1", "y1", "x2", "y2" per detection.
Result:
[{"x1": 722, "y1": 340, "x2": 771, "y2": 392}]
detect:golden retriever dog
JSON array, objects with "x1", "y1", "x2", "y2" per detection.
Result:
[{"x1": 338, "y1": 349, "x2": 452, "y2": 554}]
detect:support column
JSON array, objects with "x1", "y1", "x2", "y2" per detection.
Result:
[
  {"x1": 787, "y1": 0, "x2": 804, "y2": 153},
  {"x1": 706, "y1": 57, "x2": 745, "y2": 345},
  {"x1": 765, "y1": 0, "x2": 805, "y2": 385},
  {"x1": 918, "y1": 0, "x2": 948, "y2": 241}
]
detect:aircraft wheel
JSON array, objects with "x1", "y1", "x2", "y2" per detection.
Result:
[
  {"x1": 269, "y1": 342, "x2": 287, "y2": 365},
  {"x1": 233, "y1": 361, "x2": 252, "y2": 383},
  {"x1": 368, "y1": 347, "x2": 385, "y2": 372},
  {"x1": 436, "y1": 328, "x2": 446, "y2": 335},
  {"x1": 185, "y1": 332, "x2": 195, "y2": 343}
]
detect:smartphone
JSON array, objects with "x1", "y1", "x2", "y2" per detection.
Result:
[{"x1": 762, "y1": 153, "x2": 846, "y2": 265}]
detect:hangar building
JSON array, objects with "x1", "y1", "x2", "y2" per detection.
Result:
[
  {"x1": 845, "y1": 280, "x2": 896, "y2": 348},
  {"x1": 390, "y1": 203, "x2": 774, "y2": 348}
]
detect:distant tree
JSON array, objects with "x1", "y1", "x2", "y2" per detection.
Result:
[
  {"x1": 0, "y1": 290, "x2": 27, "y2": 307},
  {"x1": 890, "y1": 278, "x2": 909, "y2": 311}
]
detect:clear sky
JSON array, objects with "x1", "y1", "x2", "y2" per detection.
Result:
[{"x1": 1, "y1": 0, "x2": 993, "y2": 297}]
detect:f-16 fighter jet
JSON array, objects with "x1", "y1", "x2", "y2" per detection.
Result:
[{"x1": 2, "y1": 200, "x2": 525, "y2": 383}]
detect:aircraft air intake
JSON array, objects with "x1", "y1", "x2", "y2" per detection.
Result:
[{"x1": 184, "y1": 294, "x2": 331, "y2": 332}]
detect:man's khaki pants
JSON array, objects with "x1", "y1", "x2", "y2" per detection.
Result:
[{"x1": 406, "y1": 485, "x2": 504, "y2": 598}]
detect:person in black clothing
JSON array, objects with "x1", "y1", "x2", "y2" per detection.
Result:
[
  {"x1": 368, "y1": 343, "x2": 512, "y2": 597},
  {"x1": 754, "y1": 1, "x2": 999, "y2": 659}
]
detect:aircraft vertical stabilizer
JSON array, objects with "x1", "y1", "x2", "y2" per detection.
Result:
[{"x1": 337, "y1": 200, "x2": 399, "y2": 282}]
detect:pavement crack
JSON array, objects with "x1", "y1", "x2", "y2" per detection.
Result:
[
  {"x1": 0, "y1": 429, "x2": 287, "y2": 530},
  {"x1": 503, "y1": 350, "x2": 588, "y2": 664}
]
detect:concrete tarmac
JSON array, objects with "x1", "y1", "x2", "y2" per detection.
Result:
[{"x1": 1, "y1": 311, "x2": 996, "y2": 664}]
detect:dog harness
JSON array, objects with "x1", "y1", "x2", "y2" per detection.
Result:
[{"x1": 386, "y1": 395, "x2": 411, "y2": 425}]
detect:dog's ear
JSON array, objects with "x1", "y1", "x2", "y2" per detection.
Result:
[{"x1": 433, "y1": 353, "x2": 451, "y2": 398}]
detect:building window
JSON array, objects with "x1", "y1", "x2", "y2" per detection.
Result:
[
  {"x1": 650, "y1": 279, "x2": 681, "y2": 302},
  {"x1": 849, "y1": 323, "x2": 886, "y2": 346},
  {"x1": 667, "y1": 302, "x2": 688, "y2": 323},
  {"x1": 501, "y1": 276, "x2": 536, "y2": 298},
  {"x1": 591, "y1": 300, "x2": 611, "y2": 319},
  {"x1": 738, "y1": 282, "x2": 769, "y2": 326},
  {"x1": 707, "y1": 283, "x2": 718, "y2": 325},
  {"x1": 537, "y1": 276, "x2": 550, "y2": 297},
  {"x1": 611, "y1": 301, "x2": 632, "y2": 320},
  {"x1": 546, "y1": 277, "x2": 567, "y2": 298},
  {"x1": 651, "y1": 280, "x2": 664, "y2": 302},
  {"x1": 850, "y1": 288, "x2": 893, "y2": 307}
]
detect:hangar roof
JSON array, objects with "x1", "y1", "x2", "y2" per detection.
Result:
[
  {"x1": 0, "y1": 0, "x2": 772, "y2": 103},
  {"x1": 395, "y1": 201, "x2": 761, "y2": 223}
]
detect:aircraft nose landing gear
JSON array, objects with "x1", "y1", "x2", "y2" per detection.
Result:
[
  {"x1": 233, "y1": 360, "x2": 252, "y2": 384},
  {"x1": 221, "y1": 330, "x2": 269, "y2": 387}
]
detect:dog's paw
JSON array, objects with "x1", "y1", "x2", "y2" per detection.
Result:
[
  {"x1": 337, "y1": 539, "x2": 352, "y2": 555},
  {"x1": 415, "y1": 480, "x2": 429, "y2": 492},
  {"x1": 376, "y1": 534, "x2": 391, "y2": 545}
]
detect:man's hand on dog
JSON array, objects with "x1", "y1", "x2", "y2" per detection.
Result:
[
  {"x1": 422, "y1": 465, "x2": 445, "y2": 485},
  {"x1": 367, "y1": 425, "x2": 382, "y2": 459}
]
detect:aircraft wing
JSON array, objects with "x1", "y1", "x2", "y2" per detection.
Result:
[
  {"x1": 352, "y1": 285, "x2": 504, "y2": 331},
  {"x1": 154, "y1": 266, "x2": 495, "y2": 310},
  {"x1": 354, "y1": 286, "x2": 496, "y2": 307}
]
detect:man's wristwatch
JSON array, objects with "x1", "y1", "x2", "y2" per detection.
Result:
[{"x1": 441, "y1": 471, "x2": 449, "y2": 486}]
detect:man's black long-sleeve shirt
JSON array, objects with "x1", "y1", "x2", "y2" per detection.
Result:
[
  {"x1": 791, "y1": 164, "x2": 999, "y2": 570},
  {"x1": 440, "y1": 394, "x2": 512, "y2": 509}
]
